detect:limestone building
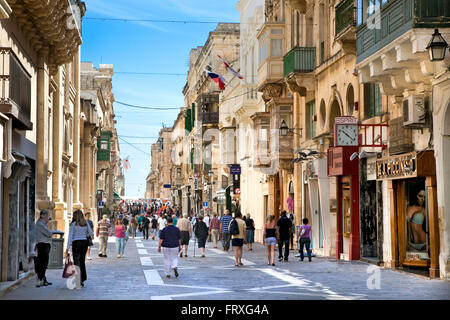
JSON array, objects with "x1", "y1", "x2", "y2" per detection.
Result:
[{"x1": 0, "y1": 0, "x2": 85, "y2": 282}]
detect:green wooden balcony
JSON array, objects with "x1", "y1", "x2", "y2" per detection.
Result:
[
  {"x1": 357, "y1": 0, "x2": 450, "y2": 63},
  {"x1": 335, "y1": 0, "x2": 356, "y2": 37},
  {"x1": 283, "y1": 47, "x2": 316, "y2": 78}
]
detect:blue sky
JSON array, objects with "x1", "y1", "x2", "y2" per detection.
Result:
[{"x1": 81, "y1": 0, "x2": 240, "y2": 198}]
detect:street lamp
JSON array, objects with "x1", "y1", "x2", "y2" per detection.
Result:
[
  {"x1": 279, "y1": 119, "x2": 303, "y2": 137},
  {"x1": 279, "y1": 119, "x2": 289, "y2": 136},
  {"x1": 426, "y1": 29, "x2": 448, "y2": 62}
]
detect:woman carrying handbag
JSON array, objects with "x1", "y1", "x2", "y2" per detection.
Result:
[{"x1": 65, "y1": 209, "x2": 94, "y2": 288}]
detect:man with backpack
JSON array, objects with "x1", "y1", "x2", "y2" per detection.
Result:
[
  {"x1": 229, "y1": 212, "x2": 247, "y2": 267},
  {"x1": 142, "y1": 214, "x2": 150, "y2": 240},
  {"x1": 150, "y1": 214, "x2": 158, "y2": 240}
]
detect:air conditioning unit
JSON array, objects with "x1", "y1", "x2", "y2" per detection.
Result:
[{"x1": 403, "y1": 94, "x2": 426, "y2": 126}]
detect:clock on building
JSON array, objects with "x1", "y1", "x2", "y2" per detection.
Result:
[{"x1": 334, "y1": 117, "x2": 358, "y2": 146}]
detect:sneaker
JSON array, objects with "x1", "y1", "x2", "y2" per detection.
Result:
[
  {"x1": 117, "y1": 255, "x2": 121, "y2": 258},
  {"x1": 295, "y1": 253, "x2": 301, "y2": 257},
  {"x1": 36, "y1": 278, "x2": 42, "y2": 288},
  {"x1": 80, "y1": 282, "x2": 85, "y2": 288},
  {"x1": 278, "y1": 257, "x2": 283, "y2": 262},
  {"x1": 308, "y1": 258, "x2": 312, "y2": 262},
  {"x1": 103, "y1": 255, "x2": 107, "y2": 258},
  {"x1": 87, "y1": 256, "x2": 92, "y2": 260},
  {"x1": 43, "y1": 277, "x2": 52, "y2": 286},
  {"x1": 284, "y1": 259, "x2": 288, "y2": 262},
  {"x1": 98, "y1": 254, "x2": 103, "y2": 257},
  {"x1": 173, "y1": 268, "x2": 179, "y2": 278}
]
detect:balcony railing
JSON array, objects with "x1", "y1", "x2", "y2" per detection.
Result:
[
  {"x1": 356, "y1": 0, "x2": 450, "y2": 63},
  {"x1": 200, "y1": 112, "x2": 219, "y2": 125},
  {"x1": 283, "y1": 47, "x2": 316, "y2": 77},
  {"x1": 335, "y1": 0, "x2": 356, "y2": 37}
]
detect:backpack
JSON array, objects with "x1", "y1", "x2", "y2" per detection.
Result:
[{"x1": 229, "y1": 219, "x2": 239, "y2": 235}]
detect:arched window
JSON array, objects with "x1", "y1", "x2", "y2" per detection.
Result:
[
  {"x1": 329, "y1": 100, "x2": 342, "y2": 132},
  {"x1": 347, "y1": 84, "x2": 355, "y2": 115}
]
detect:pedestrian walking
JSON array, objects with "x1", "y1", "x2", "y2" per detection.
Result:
[
  {"x1": 263, "y1": 215, "x2": 279, "y2": 266},
  {"x1": 245, "y1": 213, "x2": 255, "y2": 251},
  {"x1": 289, "y1": 214, "x2": 295, "y2": 250},
  {"x1": 209, "y1": 213, "x2": 220, "y2": 248},
  {"x1": 114, "y1": 218, "x2": 127, "y2": 258},
  {"x1": 85, "y1": 212, "x2": 94, "y2": 260},
  {"x1": 203, "y1": 213, "x2": 211, "y2": 242},
  {"x1": 137, "y1": 213, "x2": 144, "y2": 233},
  {"x1": 130, "y1": 215, "x2": 137, "y2": 238},
  {"x1": 34, "y1": 209, "x2": 59, "y2": 287},
  {"x1": 157, "y1": 213, "x2": 167, "y2": 238},
  {"x1": 193, "y1": 215, "x2": 209, "y2": 257},
  {"x1": 66, "y1": 210, "x2": 94, "y2": 288},
  {"x1": 177, "y1": 213, "x2": 192, "y2": 257},
  {"x1": 96, "y1": 214, "x2": 112, "y2": 257},
  {"x1": 220, "y1": 210, "x2": 233, "y2": 251},
  {"x1": 277, "y1": 211, "x2": 293, "y2": 262},
  {"x1": 172, "y1": 214, "x2": 178, "y2": 227},
  {"x1": 142, "y1": 214, "x2": 150, "y2": 240},
  {"x1": 229, "y1": 212, "x2": 246, "y2": 267},
  {"x1": 150, "y1": 214, "x2": 158, "y2": 240},
  {"x1": 158, "y1": 217, "x2": 181, "y2": 278},
  {"x1": 298, "y1": 218, "x2": 312, "y2": 262}
]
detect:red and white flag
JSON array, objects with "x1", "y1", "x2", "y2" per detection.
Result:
[
  {"x1": 218, "y1": 55, "x2": 243, "y2": 80},
  {"x1": 122, "y1": 157, "x2": 131, "y2": 171}
]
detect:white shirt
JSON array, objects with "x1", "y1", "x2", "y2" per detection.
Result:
[
  {"x1": 203, "y1": 215, "x2": 210, "y2": 228},
  {"x1": 158, "y1": 217, "x2": 167, "y2": 230}
]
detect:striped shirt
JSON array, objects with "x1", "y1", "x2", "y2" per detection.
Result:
[
  {"x1": 220, "y1": 215, "x2": 233, "y2": 233},
  {"x1": 67, "y1": 223, "x2": 94, "y2": 248},
  {"x1": 96, "y1": 220, "x2": 111, "y2": 237}
]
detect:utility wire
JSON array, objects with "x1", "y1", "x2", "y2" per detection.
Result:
[
  {"x1": 115, "y1": 101, "x2": 181, "y2": 110},
  {"x1": 118, "y1": 136, "x2": 151, "y2": 156},
  {"x1": 118, "y1": 135, "x2": 159, "y2": 139},
  {"x1": 115, "y1": 71, "x2": 185, "y2": 76},
  {"x1": 84, "y1": 17, "x2": 240, "y2": 24}
]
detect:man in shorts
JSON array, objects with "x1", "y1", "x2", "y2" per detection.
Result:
[{"x1": 177, "y1": 213, "x2": 192, "y2": 257}]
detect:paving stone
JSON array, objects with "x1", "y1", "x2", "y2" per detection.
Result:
[{"x1": 1, "y1": 231, "x2": 449, "y2": 300}]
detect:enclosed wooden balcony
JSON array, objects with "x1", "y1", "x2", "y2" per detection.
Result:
[
  {"x1": 335, "y1": 0, "x2": 357, "y2": 41},
  {"x1": 0, "y1": 48, "x2": 32, "y2": 130},
  {"x1": 283, "y1": 47, "x2": 315, "y2": 96},
  {"x1": 356, "y1": 0, "x2": 450, "y2": 95}
]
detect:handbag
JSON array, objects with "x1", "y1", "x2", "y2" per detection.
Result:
[{"x1": 62, "y1": 254, "x2": 77, "y2": 278}]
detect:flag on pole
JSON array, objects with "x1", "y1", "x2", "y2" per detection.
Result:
[
  {"x1": 122, "y1": 157, "x2": 131, "y2": 171},
  {"x1": 205, "y1": 70, "x2": 226, "y2": 90},
  {"x1": 217, "y1": 55, "x2": 243, "y2": 80}
]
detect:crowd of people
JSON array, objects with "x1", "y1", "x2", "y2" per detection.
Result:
[{"x1": 33, "y1": 202, "x2": 312, "y2": 288}]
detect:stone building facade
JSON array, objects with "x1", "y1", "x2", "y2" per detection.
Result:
[{"x1": 0, "y1": 0, "x2": 84, "y2": 282}]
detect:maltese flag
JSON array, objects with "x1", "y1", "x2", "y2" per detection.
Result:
[
  {"x1": 122, "y1": 157, "x2": 131, "y2": 171},
  {"x1": 218, "y1": 55, "x2": 243, "y2": 80}
]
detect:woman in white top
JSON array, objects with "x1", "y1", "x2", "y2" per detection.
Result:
[{"x1": 66, "y1": 209, "x2": 94, "y2": 288}]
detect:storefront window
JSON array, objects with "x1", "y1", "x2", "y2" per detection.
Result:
[
  {"x1": 404, "y1": 178, "x2": 429, "y2": 261},
  {"x1": 343, "y1": 182, "x2": 351, "y2": 237}
]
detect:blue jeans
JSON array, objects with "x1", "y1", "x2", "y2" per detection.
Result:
[
  {"x1": 299, "y1": 238, "x2": 311, "y2": 261},
  {"x1": 116, "y1": 237, "x2": 126, "y2": 255}
]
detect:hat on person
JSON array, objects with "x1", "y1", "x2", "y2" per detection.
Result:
[{"x1": 102, "y1": 214, "x2": 108, "y2": 219}]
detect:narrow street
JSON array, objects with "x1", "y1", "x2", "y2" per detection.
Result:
[{"x1": 2, "y1": 232, "x2": 449, "y2": 300}]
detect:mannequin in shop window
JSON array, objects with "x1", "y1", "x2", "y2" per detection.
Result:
[{"x1": 407, "y1": 190, "x2": 427, "y2": 252}]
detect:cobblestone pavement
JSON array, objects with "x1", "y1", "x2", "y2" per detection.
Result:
[{"x1": 2, "y1": 231, "x2": 449, "y2": 300}]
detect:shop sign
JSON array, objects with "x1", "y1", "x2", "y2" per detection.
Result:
[
  {"x1": 194, "y1": 178, "x2": 198, "y2": 190},
  {"x1": 230, "y1": 165, "x2": 241, "y2": 175},
  {"x1": 327, "y1": 146, "x2": 358, "y2": 177},
  {"x1": 376, "y1": 153, "x2": 417, "y2": 180},
  {"x1": 367, "y1": 157, "x2": 377, "y2": 181},
  {"x1": 163, "y1": 184, "x2": 171, "y2": 188}
]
